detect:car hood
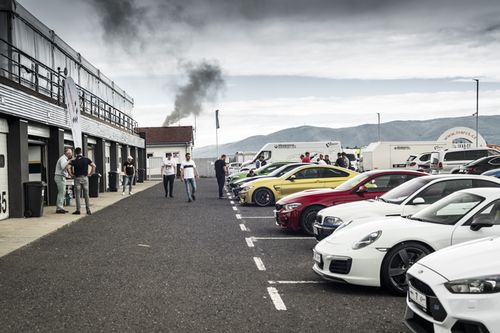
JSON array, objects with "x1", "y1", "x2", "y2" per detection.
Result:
[
  {"x1": 416, "y1": 237, "x2": 500, "y2": 281},
  {"x1": 318, "y1": 199, "x2": 400, "y2": 221},
  {"x1": 277, "y1": 188, "x2": 339, "y2": 204}
]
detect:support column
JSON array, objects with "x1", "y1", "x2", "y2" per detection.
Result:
[
  {"x1": 138, "y1": 131, "x2": 147, "y2": 179},
  {"x1": 95, "y1": 138, "x2": 106, "y2": 192},
  {"x1": 110, "y1": 141, "x2": 117, "y2": 172},
  {"x1": 7, "y1": 118, "x2": 29, "y2": 218},
  {"x1": 47, "y1": 127, "x2": 64, "y2": 206},
  {"x1": 81, "y1": 134, "x2": 88, "y2": 156},
  {"x1": 120, "y1": 145, "x2": 128, "y2": 172}
]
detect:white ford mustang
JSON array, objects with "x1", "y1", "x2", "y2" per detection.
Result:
[
  {"x1": 405, "y1": 236, "x2": 500, "y2": 333},
  {"x1": 313, "y1": 187, "x2": 500, "y2": 294}
]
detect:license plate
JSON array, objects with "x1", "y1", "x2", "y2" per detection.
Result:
[
  {"x1": 409, "y1": 286, "x2": 427, "y2": 310},
  {"x1": 313, "y1": 251, "x2": 321, "y2": 264}
]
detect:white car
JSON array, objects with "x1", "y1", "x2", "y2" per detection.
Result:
[
  {"x1": 313, "y1": 188, "x2": 500, "y2": 295},
  {"x1": 406, "y1": 152, "x2": 431, "y2": 171},
  {"x1": 314, "y1": 175, "x2": 500, "y2": 237},
  {"x1": 405, "y1": 236, "x2": 500, "y2": 333}
]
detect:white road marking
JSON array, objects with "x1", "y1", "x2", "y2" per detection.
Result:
[
  {"x1": 235, "y1": 214, "x2": 242, "y2": 219},
  {"x1": 239, "y1": 216, "x2": 275, "y2": 219},
  {"x1": 253, "y1": 257, "x2": 266, "y2": 271},
  {"x1": 267, "y1": 287, "x2": 287, "y2": 311},
  {"x1": 137, "y1": 244, "x2": 151, "y2": 248},
  {"x1": 268, "y1": 280, "x2": 328, "y2": 285},
  {"x1": 230, "y1": 201, "x2": 235, "y2": 205},
  {"x1": 245, "y1": 237, "x2": 254, "y2": 247},
  {"x1": 239, "y1": 224, "x2": 248, "y2": 231},
  {"x1": 252, "y1": 237, "x2": 315, "y2": 240},
  {"x1": 232, "y1": 206, "x2": 238, "y2": 211}
]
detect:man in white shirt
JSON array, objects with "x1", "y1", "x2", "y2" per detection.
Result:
[
  {"x1": 54, "y1": 147, "x2": 73, "y2": 213},
  {"x1": 161, "y1": 152, "x2": 177, "y2": 198},
  {"x1": 317, "y1": 154, "x2": 327, "y2": 165},
  {"x1": 180, "y1": 152, "x2": 199, "y2": 202}
]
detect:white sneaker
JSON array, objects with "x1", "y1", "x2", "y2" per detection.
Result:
[
  {"x1": 122, "y1": 192, "x2": 125, "y2": 196},
  {"x1": 129, "y1": 192, "x2": 133, "y2": 195}
]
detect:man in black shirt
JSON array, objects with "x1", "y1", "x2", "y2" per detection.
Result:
[
  {"x1": 67, "y1": 147, "x2": 96, "y2": 215},
  {"x1": 214, "y1": 154, "x2": 228, "y2": 199},
  {"x1": 122, "y1": 156, "x2": 135, "y2": 195}
]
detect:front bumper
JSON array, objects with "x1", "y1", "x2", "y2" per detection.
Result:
[
  {"x1": 274, "y1": 207, "x2": 301, "y2": 231},
  {"x1": 404, "y1": 264, "x2": 499, "y2": 333},
  {"x1": 312, "y1": 222, "x2": 339, "y2": 241},
  {"x1": 239, "y1": 190, "x2": 252, "y2": 204},
  {"x1": 312, "y1": 242, "x2": 384, "y2": 287}
]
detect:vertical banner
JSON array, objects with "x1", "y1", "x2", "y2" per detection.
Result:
[
  {"x1": 215, "y1": 109, "x2": 220, "y2": 129},
  {"x1": 64, "y1": 77, "x2": 82, "y2": 148}
]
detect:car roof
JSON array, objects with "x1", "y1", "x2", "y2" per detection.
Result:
[{"x1": 281, "y1": 164, "x2": 354, "y2": 177}]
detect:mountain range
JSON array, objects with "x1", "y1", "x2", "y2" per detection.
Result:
[{"x1": 193, "y1": 115, "x2": 500, "y2": 157}]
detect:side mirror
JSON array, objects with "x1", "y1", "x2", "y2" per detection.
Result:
[
  {"x1": 470, "y1": 216, "x2": 494, "y2": 231},
  {"x1": 288, "y1": 175, "x2": 296, "y2": 181},
  {"x1": 356, "y1": 185, "x2": 367, "y2": 193},
  {"x1": 412, "y1": 197, "x2": 425, "y2": 205}
]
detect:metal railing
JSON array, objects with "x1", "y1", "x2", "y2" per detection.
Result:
[{"x1": 0, "y1": 38, "x2": 138, "y2": 132}]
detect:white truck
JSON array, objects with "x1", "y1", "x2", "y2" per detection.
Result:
[
  {"x1": 360, "y1": 141, "x2": 451, "y2": 171},
  {"x1": 241, "y1": 141, "x2": 342, "y2": 168}
]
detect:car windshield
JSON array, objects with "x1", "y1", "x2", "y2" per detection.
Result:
[
  {"x1": 335, "y1": 173, "x2": 369, "y2": 191},
  {"x1": 268, "y1": 164, "x2": 303, "y2": 177},
  {"x1": 380, "y1": 177, "x2": 433, "y2": 204},
  {"x1": 408, "y1": 192, "x2": 485, "y2": 225}
]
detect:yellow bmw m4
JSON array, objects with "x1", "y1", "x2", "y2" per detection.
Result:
[{"x1": 238, "y1": 164, "x2": 358, "y2": 206}]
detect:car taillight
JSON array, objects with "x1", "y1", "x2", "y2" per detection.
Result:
[{"x1": 438, "y1": 162, "x2": 443, "y2": 169}]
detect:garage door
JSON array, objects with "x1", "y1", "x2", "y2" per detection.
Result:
[{"x1": 0, "y1": 133, "x2": 8, "y2": 220}]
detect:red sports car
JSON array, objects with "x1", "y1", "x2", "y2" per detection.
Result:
[{"x1": 274, "y1": 170, "x2": 426, "y2": 235}]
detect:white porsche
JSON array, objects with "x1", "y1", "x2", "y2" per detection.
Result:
[
  {"x1": 405, "y1": 236, "x2": 500, "y2": 333},
  {"x1": 313, "y1": 188, "x2": 500, "y2": 294}
]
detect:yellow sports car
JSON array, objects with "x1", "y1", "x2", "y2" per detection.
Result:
[{"x1": 239, "y1": 164, "x2": 358, "y2": 206}]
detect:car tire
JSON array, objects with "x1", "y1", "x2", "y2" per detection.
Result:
[
  {"x1": 380, "y1": 242, "x2": 432, "y2": 295},
  {"x1": 300, "y1": 205, "x2": 324, "y2": 236},
  {"x1": 253, "y1": 188, "x2": 274, "y2": 207}
]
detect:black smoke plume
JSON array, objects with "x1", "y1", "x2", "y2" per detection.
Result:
[{"x1": 163, "y1": 61, "x2": 225, "y2": 126}]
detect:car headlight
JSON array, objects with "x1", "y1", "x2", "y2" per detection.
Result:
[
  {"x1": 323, "y1": 216, "x2": 343, "y2": 226},
  {"x1": 334, "y1": 220, "x2": 353, "y2": 232},
  {"x1": 284, "y1": 203, "x2": 302, "y2": 211},
  {"x1": 352, "y1": 230, "x2": 382, "y2": 250},
  {"x1": 241, "y1": 185, "x2": 254, "y2": 192},
  {"x1": 445, "y1": 275, "x2": 500, "y2": 294}
]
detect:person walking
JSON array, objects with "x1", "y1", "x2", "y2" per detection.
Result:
[
  {"x1": 122, "y1": 156, "x2": 135, "y2": 195},
  {"x1": 67, "y1": 147, "x2": 95, "y2": 215},
  {"x1": 54, "y1": 147, "x2": 73, "y2": 213},
  {"x1": 161, "y1": 153, "x2": 176, "y2": 197},
  {"x1": 180, "y1": 153, "x2": 199, "y2": 202},
  {"x1": 214, "y1": 154, "x2": 228, "y2": 199}
]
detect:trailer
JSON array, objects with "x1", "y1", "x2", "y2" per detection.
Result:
[{"x1": 360, "y1": 141, "x2": 451, "y2": 171}]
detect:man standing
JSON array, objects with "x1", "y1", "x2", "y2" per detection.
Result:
[
  {"x1": 302, "y1": 152, "x2": 311, "y2": 163},
  {"x1": 54, "y1": 147, "x2": 72, "y2": 213},
  {"x1": 67, "y1": 147, "x2": 95, "y2": 215},
  {"x1": 122, "y1": 156, "x2": 135, "y2": 195},
  {"x1": 324, "y1": 155, "x2": 331, "y2": 165},
  {"x1": 255, "y1": 155, "x2": 267, "y2": 168},
  {"x1": 161, "y1": 153, "x2": 176, "y2": 198},
  {"x1": 214, "y1": 154, "x2": 228, "y2": 199},
  {"x1": 180, "y1": 153, "x2": 199, "y2": 202},
  {"x1": 317, "y1": 154, "x2": 327, "y2": 165},
  {"x1": 335, "y1": 153, "x2": 346, "y2": 168}
]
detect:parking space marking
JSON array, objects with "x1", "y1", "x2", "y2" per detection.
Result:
[
  {"x1": 239, "y1": 216, "x2": 275, "y2": 219},
  {"x1": 252, "y1": 236, "x2": 315, "y2": 240},
  {"x1": 239, "y1": 224, "x2": 249, "y2": 231},
  {"x1": 230, "y1": 201, "x2": 235, "y2": 205},
  {"x1": 267, "y1": 287, "x2": 287, "y2": 311},
  {"x1": 232, "y1": 206, "x2": 238, "y2": 211},
  {"x1": 245, "y1": 237, "x2": 254, "y2": 247},
  {"x1": 236, "y1": 214, "x2": 242, "y2": 219},
  {"x1": 253, "y1": 257, "x2": 266, "y2": 271},
  {"x1": 268, "y1": 280, "x2": 328, "y2": 285}
]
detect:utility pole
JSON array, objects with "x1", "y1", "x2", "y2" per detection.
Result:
[
  {"x1": 473, "y1": 79, "x2": 479, "y2": 147},
  {"x1": 377, "y1": 113, "x2": 381, "y2": 142}
]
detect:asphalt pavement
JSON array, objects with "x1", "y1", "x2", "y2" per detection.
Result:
[{"x1": 0, "y1": 178, "x2": 408, "y2": 332}]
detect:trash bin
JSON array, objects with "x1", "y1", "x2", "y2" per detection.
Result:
[
  {"x1": 24, "y1": 181, "x2": 45, "y2": 218},
  {"x1": 108, "y1": 171, "x2": 119, "y2": 192},
  {"x1": 89, "y1": 173, "x2": 101, "y2": 198},
  {"x1": 137, "y1": 168, "x2": 145, "y2": 183}
]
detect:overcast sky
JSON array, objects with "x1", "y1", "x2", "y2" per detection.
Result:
[{"x1": 18, "y1": 0, "x2": 500, "y2": 147}]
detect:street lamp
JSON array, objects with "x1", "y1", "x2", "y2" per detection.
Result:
[
  {"x1": 377, "y1": 113, "x2": 381, "y2": 142},
  {"x1": 473, "y1": 79, "x2": 479, "y2": 147}
]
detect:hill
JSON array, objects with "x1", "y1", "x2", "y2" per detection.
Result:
[{"x1": 193, "y1": 115, "x2": 500, "y2": 157}]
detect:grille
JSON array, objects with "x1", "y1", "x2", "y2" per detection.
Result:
[
  {"x1": 408, "y1": 275, "x2": 447, "y2": 322},
  {"x1": 329, "y1": 258, "x2": 352, "y2": 274},
  {"x1": 409, "y1": 276, "x2": 436, "y2": 296}
]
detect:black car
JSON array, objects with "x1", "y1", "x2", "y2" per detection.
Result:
[{"x1": 462, "y1": 155, "x2": 500, "y2": 174}]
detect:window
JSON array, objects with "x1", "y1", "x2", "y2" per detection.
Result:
[
  {"x1": 295, "y1": 168, "x2": 321, "y2": 179},
  {"x1": 489, "y1": 157, "x2": 500, "y2": 166},
  {"x1": 147, "y1": 153, "x2": 153, "y2": 158},
  {"x1": 322, "y1": 168, "x2": 349, "y2": 178},
  {"x1": 464, "y1": 150, "x2": 487, "y2": 160},
  {"x1": 364, "y1": 174, "x2": 411, "y2": 192},
  {"x1": 488, "y1": 150, "x2": 500, "y2": 156},
  {"x1": 420, "y1": 153, "x2": 431, "y2": 162},
  {"x1": 472, "y1": 180, "x2": 500, "y2": 188},
  {"x1": 466, "y1": 200, "x2": 500, "y2": 226},
  {"x1": 0, "y1": 155, "x2": 4, "y2": 168},
  {"x1": 414, "y1": 179, "x2": 474, "y2": 205},
  {"x1": 444, "y1": 151, "x2": 465, "y2": 161}
]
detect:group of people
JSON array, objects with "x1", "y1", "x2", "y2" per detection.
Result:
[
  {"x1": 160, "y1": 152, "x2": 200, "y2": 202},
  {"x1": 300, "y1": 151, "x2": 351, "y2": 168}
]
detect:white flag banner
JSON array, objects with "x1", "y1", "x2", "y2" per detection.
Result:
[{"x1": 64, "y1": 77, "x2": 82, "y2": 148}]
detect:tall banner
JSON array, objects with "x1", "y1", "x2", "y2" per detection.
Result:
[
  {"x1": 215, "y1": 109, "x2": 220, "y2": 129},
  {"x1": 64, "y1": 77, "x2": 82, "y2": 148}
]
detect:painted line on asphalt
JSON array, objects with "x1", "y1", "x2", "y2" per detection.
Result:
[
  {"x1": 252, "y1": 237, "x2": 315, "y2": 240},
  {"x1": 239, "y1": 224, "x2": 248, "y2": 231},
  {"x1": 239, "y1": 216, "x2": 275, "y2": 219},
  {"x1": 232, "y1": 206, "x2": 238, "y2": 211},
  {"x1": 245, "y1": 237, "x2": 254, "y2": 247},
  {"x1": 235, "y1": 214, "x2": 242, "y2": 219},
  {"x1": 230, "y1": 200, "x2": 235, "y2": 205},
  {"x1": 267, "y1": 287, "x2": 287, "y2": 311},
  {"x1": 268, "y1": 280, "x2": 329, "y2": 285},
  {"x1": 137, "y1": 244, "x2": 151, "y2": 248},
  {"x1": 253, "y1": 257, "x2": 266, "y2": 271}
]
